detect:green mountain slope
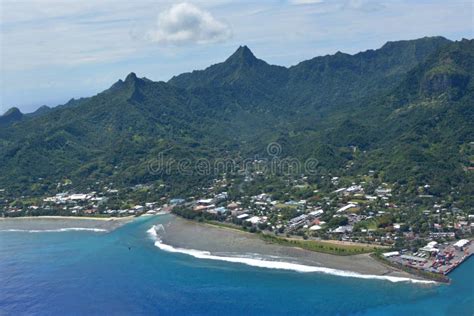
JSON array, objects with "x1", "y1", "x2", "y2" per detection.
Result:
[
  {"x1": 323, "y1": 39, "x2": 474, "y2": 196},
  {"x1": 0, "y1": 107, "x2": 23, "y2": 126},
  {"x1": 0, "y1": 36, "x2": 471, "y2": 202}
]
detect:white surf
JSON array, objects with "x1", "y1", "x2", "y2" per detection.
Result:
[{"x1": 146, "y1": 225, "x2": 435, "y2": 284}]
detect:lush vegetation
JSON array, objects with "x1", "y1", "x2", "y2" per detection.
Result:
[
  {"x1": 0, "y1": 36, "x2": 472, "y2": 209},
  {"x1": 260, "y1": 234, "x2": 381, "y2": 255}
]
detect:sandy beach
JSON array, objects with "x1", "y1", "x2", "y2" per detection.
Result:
[
  {"x1": 156, "y1": 215, "x2": 427, "y2": 281},
  {"x1": 0, "y1": 215, "x2": 135, "y2": 221},
  {"x1": 0, "y1": 216, "x2": 135, "y2": 232}
]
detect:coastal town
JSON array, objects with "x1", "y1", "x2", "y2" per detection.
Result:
[{"x1": 1, "y1": 166, "x2": 472, "y2": 281}]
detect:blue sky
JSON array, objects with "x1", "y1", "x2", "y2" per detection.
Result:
[{"x1": 1, "y1": 0, "x2": 473, "y2": 114}]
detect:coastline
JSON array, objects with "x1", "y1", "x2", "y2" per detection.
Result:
[
  {"x1": 0, "y1": 215, "x2": 135, "y2": 221},
  {"x1": 0, "y1": 215, "x2": 136, "y2": 232},
  {"x1": 154, "y1": 215, "x2": 433, "y2": 283}
]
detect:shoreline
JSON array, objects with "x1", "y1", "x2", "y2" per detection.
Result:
[
  {"x1": 0, "y1": 215, "x2": 135, "y2": 221},
  {"x1": 0, "y1": 215, "x2": 136, "y2": 232},
  {"x1": 155, "y1": 215, "x2": 434, "y2": 283}
]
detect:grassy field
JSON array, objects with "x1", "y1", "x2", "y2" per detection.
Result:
[
  {"x1": 260, "y1": 234, "x2": 382, "y2": 256},
  {"x1": 274, "y1": 203, "x2": 298, "y2": 209},
  {"x1": 203, "y1": 220, "x2": 248, "y2": 233},
  {"x1": 204, "y1": 220, "x2": 382, "y2": 256}
]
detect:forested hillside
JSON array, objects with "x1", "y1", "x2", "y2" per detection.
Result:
[{"x1": 0, "y1": 36, "x2": 472, "y2": 204}]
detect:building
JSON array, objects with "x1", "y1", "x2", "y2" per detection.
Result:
[
  {"x1": 453, "y1": 239, "x2": 470, "y2": 250},
  {"x1": 246, "y1": 216, "x2": 265, "y2": 225},
  {"x1": 237, "y1": 213, "x2": 249, "y2": 220},
  {"x1": 420, "y1": 241, "x2": 439, "y2": 254},
  {"x1": 336, "y1": 203, "x2": 358, "y2": 213},
  {"x1": 400, "y1": 255, "x2": 426, "y2": 263},
  {"x1": 331, "y1": 225, "x2": 353, "y2": 233},
  {"x1": 309, "y1": 225, "x2": 322, "y2": 231},
  {"x1": 309, "y1": 209, "x2": 324, "y2": 217},
  {"x1": 169, "y1": 198, "x2": 185, "y2": 205}
]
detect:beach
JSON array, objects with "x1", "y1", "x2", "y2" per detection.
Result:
[
  {"x1": 154, "y1": 215, "x2": 428, "y2": 282},
  {"x1": 0, "y1": 216, "x2": 135, "y2": 232}
]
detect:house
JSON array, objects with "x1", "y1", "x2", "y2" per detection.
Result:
[
  {"x1": 214, "y1": 192, "x2": 229, "y2": 201},
  {"x1": 69, "y1": 194, "x2": 89, "y2": 201},
  {"x1": 309, "y1": 209, "x2": 324, "y2": 217},
  {"x1": 383, "y1": 251, "x2": 400, "y2": 258},
  {"x1": 331, "y1": 225, "x2": 353, "y2": 233},
  {"x1": 346, "y1": 185, "x2": 363, "y2": 193},
  {"x1": 197, "y1": 198, "x2": 214, "y2": 205},
  {"x1": 333, "y1": 188, "x2": 347, "y2": 194},
  {"x1": 288, "y1": 214, "x2": 308, "y2": 228},
  {"x1": 214, "y1": 206, "x2": 227, "y2": 214},
  {"x1": 133, "y1": 205, "x2": 145, "y2": 212},
  {"x1": 309, "y1": 225, "x2": 322, "y2": 231},
  {"x1": 246, "y1": 216, "x2": 264, "y2": 225},
  {"x1": 237, "y1": 213, "x2": 249, "y2": 220},
  {"x1": 365, "y1": 195, "x2": 377, "y2": 201},
  {"x1": 227, "y1": 202, "x2": 240, "y2": 209},
  {"x1": 336, "y1": 203, "x2": 358, "y2": 213},
  {"x1": 375, "y1": 188, "x2": 391, "y2": 196},
  {"x1": 169, "y1": 198, "x2": 185, "y2": 205},
  {"x1": 193, "y1": 204, "x2": 215, "y2": 211}
]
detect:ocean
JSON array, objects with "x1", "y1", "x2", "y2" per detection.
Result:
[{"x1": 1, "y1": 215, "x2": 473, "y2": 315}]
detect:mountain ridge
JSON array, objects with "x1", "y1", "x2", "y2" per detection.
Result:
[{"x1": 0, "y1": 36, "x2": 472, "y2": 203}]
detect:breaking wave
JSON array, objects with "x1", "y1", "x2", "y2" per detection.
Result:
[
  {"x1": 1, "y1": 228, "x2": 107, "y2": 233},
  {"x1": 147, "y1": 225, "x2": 435, "y2": 284}
]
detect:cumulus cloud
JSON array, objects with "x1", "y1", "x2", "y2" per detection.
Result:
[{"x1": 149, "y1": 2, "x2": 231, "y2": 45}]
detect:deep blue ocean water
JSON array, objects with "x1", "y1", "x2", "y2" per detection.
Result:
[{"x1": 1, "y1": 215, "x2": 473, "y2": 315}]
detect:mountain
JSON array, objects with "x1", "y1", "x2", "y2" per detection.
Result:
[
  {"x1": 0, "y1": 36, "x2": 472, "y2": 202},
  {"x1": 171, "y1": 37, "x2": 451, "y2": 110},
  {"x1": 1, "y1": 105, "x2": 53, "y2": 126},
  {"x1": 170, "y1": 45, "x2": 287, "y2": 89},
  {"x1": 169, "y1": 45, "x2": 288, "y2": 104},
  {"x1": 25, "y1": 105, "x2": 52, "y2": 118},
  {"x1": 0, "y1": 107, "x2": 23, "y2": 123},
  {"x1": 0, "y1": 107, "x2": 24, "y2": 126},
  {"x1": 323, "y1": 39, "x2": 474, "y2": 195},
  {"x1": 285, "y1": 36, "x2": 452, "y2": 109}
]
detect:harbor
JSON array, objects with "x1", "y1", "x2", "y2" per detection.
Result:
[{"x1": 383, "y1": 239, "x2": 473, "y2": 278}]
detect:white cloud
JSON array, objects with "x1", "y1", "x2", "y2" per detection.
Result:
[{"x1": 149, "y1": 2, "x2": 231, "y2": 45}]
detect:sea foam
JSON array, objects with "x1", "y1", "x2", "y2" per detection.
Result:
[
  {"x1": 1, "y1": 228, "x2": 107, "y2": 233},
  {"x1": 147, "y1": 225, "x2": 435, "y2": 284}
]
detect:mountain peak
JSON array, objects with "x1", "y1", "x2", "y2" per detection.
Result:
[
  {"x1": 226, "y1": 45, "x2": 259, "y2": 65},
  {"x1": 3, "y1": 107, "x2": 22, "y2": 116},
  {"x1": 27, "y1": 105, "x2": 52, "y2": 118},
  {"x1": 0, "y1": 107, "x2": 23, "y2": 125},
  {"x1": 125, "y1": 72, "x2": 138, "y2": 82}
]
